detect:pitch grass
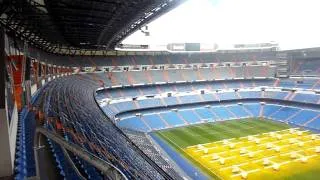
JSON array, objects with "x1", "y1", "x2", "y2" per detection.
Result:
[{"x1": 155, "y1": 118, "x2": 320, "y2": 179}]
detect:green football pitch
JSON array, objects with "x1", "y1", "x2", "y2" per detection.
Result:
[{"x1": 155, "y1": 118, "x2": 320, "y2": 180}]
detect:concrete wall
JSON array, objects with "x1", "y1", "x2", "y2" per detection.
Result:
[{"x1": 0, "y1": 108, "x2": 14, "y2": 177}]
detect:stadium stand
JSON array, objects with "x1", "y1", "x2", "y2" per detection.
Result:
[
  {"x1": 6, "y1": 56, "x2": 320, "y2": 179},
  {"x1": 3, "y1": 4, "x2": 320, "y2": 178}
]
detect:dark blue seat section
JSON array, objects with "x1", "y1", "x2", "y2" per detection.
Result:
[
  {"x1": 292, "y1": 93, "x2": 320, "y2": 104},
  {"x1": 200, "y1": 94, "x2": 217, "y2": 101},
  {"x1": 143, "y1": 114, "x2": 168, "y2": 129},
  {"x1": 254, "y1": 79, "x2": 275, "y2": 86},
  {"x1": 289, "y1": 110, "x2": 319, "y2": 125},
  {"x1": 163, "y1": 97, "x2": 179, "y2": 106},
  {"x1": 194, "y1": 108, "x2": 216, "y2": 121},
  {"x1": 159, "y1": 112, "x2": 185, "y2": 127},
  {"x1": 269, "y1": 106, "x2": 301, "y2": 121},
  {"x1": 178, "y1": 110, "x2": 202, "y2": 124},
  {"x1": 175, "y1": 84, "x2": 194, "y2": 92},
  {"x1": 217, "y1": 92, "x2": 238, "y2": 100},
  {"x1": 227, "y1": 105, "x2": 250, "y2": 118},
  {"x1": 179, "y1": 95, "x2": 202, "y2": 104},
  {"x1": 14, "y1": 109, "x2": 36, "y2": 179},
  {"x1": 118, "y1": 116, "x2": 150, "y2": 132},
  {"x1": 110, "y1": 101, "x2": 136, "y2": 113},
  {"x1": 121, "y1": 88, "x2": 142, "y2": 97},
  {"x1": 101, "y1": 105, "x2": 116, "y2": 118},
  {"x1": 138, "y1": 98, "x2": 163, "y2": 108},
  {"x1": 243, "y1": 103, "x2": 261, "y2": 117},
  {"x1": 47, "y1": 139, "x2": 83, "y2": 179},
  {"x1": 97, "y1": 79, "x2": 280, "y2": 101},
  {"x1": 36, "y1": 78, "x2": 167, "y2": 180},
  {"x1": 140, "y1": 86, "x2": 159, "y2": 95},
  {"x1": 239, "y1": 91, "x2": 262, "y2": 99},
  {"x1": 306, "y1": 117, "x2": 320, "y2": 130},
  {"x1": 262, "y1": 104, "x2": 282, "y2": 117},
  {"x1": 279, "y1": 79, "x2": 296, "y2": 88},
  {"x1": 264, "y1": 91, "x2": 289, "y2": 100},
  {"x1": 211, "y1": 106, "x2": 234, "y2": 120}
]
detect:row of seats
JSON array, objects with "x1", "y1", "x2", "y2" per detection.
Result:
[
  {"x1": 36, "y1": 76, "x2": 179, "y2": 179},
  {"x1": 118, "y1": 104, "x2": 253, "y2": 132},
  {"x1": 123, "y1": 129, "x2": 181, "y2": 179},
  {"x1": 15, "y1": 109, "x2": 35, "y2": 179},
  {"x1": 291, "y1": 59, "x2": 320, "y2": 76},
  {"x1": 102, "y1": 89, "x2": 320, "y2": 117},
  {"x1": 88, "y1": 65, "x2": 276, "y2": 86},
  {"x1": 279, "y1": 78, "x2": 320, "y2": 89},
  {"x1": 62, "y1": 52, "x2": 277, "y2": 67},
  {"x1": 97, "y1": 79, "x2": 276, "y2": 98},
  {"x1": 14, "y1": 84, "x2": 49, "y2": 179},
  {"x1": 118, "y1": 102, "x2": 320, "y2": 132},
  {"x1": 97, "y1": 78, "x2": 320, "y2": 101}
]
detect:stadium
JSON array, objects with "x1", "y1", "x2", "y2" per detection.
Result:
[{"x1": 1, "y1": 0, "x2": 320, "y2": 179}]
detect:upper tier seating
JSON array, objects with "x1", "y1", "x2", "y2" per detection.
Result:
[
  {"x1": 291, "y1": 59, "x2": 320, "y2": 76},
  {"x1": 87, "y1": 64, "x2": 277, "y2": 86}
]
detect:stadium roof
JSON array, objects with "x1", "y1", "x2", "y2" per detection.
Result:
[{"x1": 0, "y1": 0, "x2": 185, "y2": 55}]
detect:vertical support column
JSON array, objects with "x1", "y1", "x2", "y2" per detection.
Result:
[
  {"x1": 37, "y1": 62, "x2": 42, "y2": 88},
  {"x1": 50, "y1": 65, "x2": 53, "y2": 80},
  {"x1": 24, "y1": 56, "x2": 32, "y2": 109},
  {"x1": 53, "y1": 65, "x2": 57, "y2": 79},
  {"x1": 9, "y1": 55, "x2": 25, "y2": 111},
  {"x1": 41, "y1": 63, "x2": 45, "y2": 85},
  {"x1": 32, "y1": 60, "x2": 38, "y2": 86},
  {"x1": 57, "y1": 66, "x2": 60, "y2": 77},
  {"x1": 0, "y1": 27, "x2": 14, "y2": 177},
  {"x1": 47, "y1": 64, "x2": 51, "y2": 82},
  {"x1": 30, "y1": 59, "x2": 39, "y2": 96}
]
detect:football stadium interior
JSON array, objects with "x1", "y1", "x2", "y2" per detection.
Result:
[{"x1": 2, "y1": 0, "x2": 320, "y2": 180}]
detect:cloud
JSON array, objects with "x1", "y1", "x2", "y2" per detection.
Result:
[{"x1": 122, "y1": 0, "x2": 320, "y2": 50}]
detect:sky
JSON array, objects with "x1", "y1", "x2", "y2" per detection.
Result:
[{"x1": 122, "y1": 0, "x2": 320, "y2": 50}]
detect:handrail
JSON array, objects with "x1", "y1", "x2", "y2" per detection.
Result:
[
  {"x1": 61, "y1": 147, "x2": 86, "y2": 180},
  {"x1": 34, "y1": 127, "x2": 127, "y2": 180}
]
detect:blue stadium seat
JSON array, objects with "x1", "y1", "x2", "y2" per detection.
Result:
[
  {"x1": 143, "y1": 114, "x2": 168, "y2": 129},
  {"x1": 243, "y1": 103, "x2": 261, "y2": 117},
  {"x1": 178, "y1": 110, "x2": 202, "y2": 124},
  {"x1": 306, "y1": 117, "x2": 320, "y2": 130},
  {"x1": 179, "y1": 95, "x2": 202, "y2": 104},
  {"x1": 159, "y1": 112, "x2": 185, "y2": 127},
  {"x1": 163, "y1": 97, "x2": 179, "y2": 106},
  {"x1": 227, "y1": 105, "x2": 250, "y2": 118},
  {"x1": 289, "y1": 110, "x2": 319, "y2": 125},
  {"x1": 217, "y1": 92, "x2": 238, "y2": 100},
  {"x1": 262, "y1": 105, "x2": 282, "y2": 117},
  {"x1": 269, "y1": 106, "x2": 301, "y2": 121},
  {"x1": 211, "y1": 106, "x2": 234, "y2": 120},
  {"x1": 118, "y1": 117, "x2": 150, "y2": 132},
  {"x1": 138, "y1": 99, "x2": 163, "y2": 108},
  {"x1": 194, "y1": 108, "x2": 216, "y2": 121},
  {"x1": 292, "y1": 93, "x2": 320, "y2": 104}
]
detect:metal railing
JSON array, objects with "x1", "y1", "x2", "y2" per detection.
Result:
[{"x1": 34, "y1": 127, "x2": 127, "y2": 180}]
